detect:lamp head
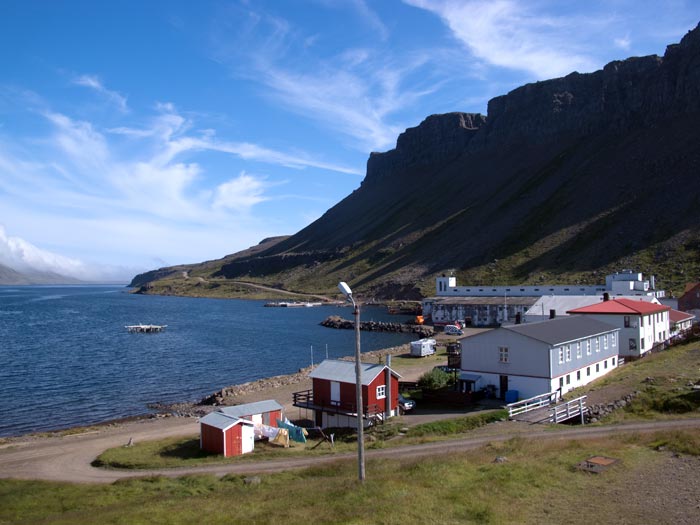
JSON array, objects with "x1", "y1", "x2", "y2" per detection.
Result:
[{"x1": 338, "y1": 281, "x2": 352, "y2": 298}]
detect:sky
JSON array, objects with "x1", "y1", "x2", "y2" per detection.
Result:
[{"x1": 1, "y1": 1, "x2": 699, "y2": 283}]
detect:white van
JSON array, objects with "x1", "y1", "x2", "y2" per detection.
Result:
[{"x1": 444, "y1": 325, "x2": 464, "y2": 336}]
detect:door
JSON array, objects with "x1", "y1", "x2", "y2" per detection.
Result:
[
  {"x1": 499, "y1": 375, "x2": 509, "y2": 400},
  {"x1": 330, "y1": 381, "x2": 340, "y2": 406}
]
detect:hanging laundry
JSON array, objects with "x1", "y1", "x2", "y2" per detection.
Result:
[{"x1": 276, "y1": 418, "x2": 308, "y2": 443}]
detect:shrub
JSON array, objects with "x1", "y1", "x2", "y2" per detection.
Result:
[{"x1": 418, "y1": 369, "x2": 451, "y2": 391}]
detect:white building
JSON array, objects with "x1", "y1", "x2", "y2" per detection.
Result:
[
  {"x1": 523, "y1": 295, "x2": 660, "y2": 323},
  {"x1": 423, "y1": 270, "x2": 665, "y2": 327},
  {"x1": 459, "y1": 315, "x2": 621, "y2": 400},
  {"x1": 568, "y1": 298, "x2": 671, "y2": 358}
]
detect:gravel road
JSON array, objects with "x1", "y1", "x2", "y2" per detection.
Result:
[{"x1": 1, "y1": 414, "x2": 699, "y2": 484}]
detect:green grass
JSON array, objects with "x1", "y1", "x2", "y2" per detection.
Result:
[
  {"x1": 570, "y1": 340, "x2": 700, "y2": 422},
  {"x1": 2, "y1": 430, "x2": 697, "y2": 524},
  {"x1": 407, "y1": 410, "x2": 508, "y2": 437}
]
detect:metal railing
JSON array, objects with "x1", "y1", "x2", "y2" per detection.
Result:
[{"x1": 292, "y1": 389, "x2": 382, "y2": 418}]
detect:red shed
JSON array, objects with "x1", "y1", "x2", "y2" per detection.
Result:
[
  {"x1": 218, "y1": 399, "x2": 284, "y2": 434},
  {"x1": 199, "y1": 412, "x2": 255, "y2": 457},
  {"x1": 293, "y1": 359, "x2": 401, "y2": 428}
]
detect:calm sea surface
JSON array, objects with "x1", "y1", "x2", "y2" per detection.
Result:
[{"x1": 0, "y1": 285, "x2": 415, "y2": 436}]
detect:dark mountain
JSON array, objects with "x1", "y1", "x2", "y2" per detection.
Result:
[{"x1": 131, "y1": 23, "x2": 700, "y2": 299}]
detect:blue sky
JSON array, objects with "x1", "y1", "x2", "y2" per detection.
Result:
[{"x1": 0, "y1": 1, "x2": 698, "y2": 282}]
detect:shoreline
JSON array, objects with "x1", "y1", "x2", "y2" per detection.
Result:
[{"x1": 1, "y1": 343, "x2": 416, "y2": 442}]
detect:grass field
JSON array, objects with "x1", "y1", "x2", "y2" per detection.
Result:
[{"x1": 1, "y1": 430, "x2": 698, "y2": 524}]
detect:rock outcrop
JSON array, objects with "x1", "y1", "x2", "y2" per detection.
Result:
[{"x1": 131, "y1": 22, "x2": 700, "y2": 298}]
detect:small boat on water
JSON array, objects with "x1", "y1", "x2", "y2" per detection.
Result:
[{"x1": 125, "y1": 324, "x2": 167, "y2": 333}]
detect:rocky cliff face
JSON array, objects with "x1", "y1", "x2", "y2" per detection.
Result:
[
  {"x1": 364, "y1": 112, "x2": 486, "y2": 186},
  {"x1": 133, "y1": 23, "x2": 700, "y2": 298}
]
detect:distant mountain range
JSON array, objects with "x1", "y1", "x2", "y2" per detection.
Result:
[
  {"x1": 0, "y1": 262, "x2": 82, "y2": 285},
  {"x1": 131, "y1": 23, "x2": 700, "y2": 300}
]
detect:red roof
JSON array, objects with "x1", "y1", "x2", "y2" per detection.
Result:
[
  {"x1": 568, "y1": 298, "x2": 670, "y2": 315},
  {"x1": 669, "y1": 309, "x2": 695, "y2": 323}
]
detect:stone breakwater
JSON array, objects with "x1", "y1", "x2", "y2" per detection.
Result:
[
  {"x1": 149, "y1": 343, "x2": 411, "y2": 417},
  {"x1": 320, "y1": 315, "x2": 434, "y2": 337}
]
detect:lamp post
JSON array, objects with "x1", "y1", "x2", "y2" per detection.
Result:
[{"x1": 338, "y1": 281, "x2": 366, "y2": 482}]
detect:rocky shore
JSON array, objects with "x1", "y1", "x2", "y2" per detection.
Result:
[
  {"x1": 148, "y1": 343, "x2": 413, "y2": 418},
  {"x1": 320, "y1": 315, "x2": 435, "y2": 337}
]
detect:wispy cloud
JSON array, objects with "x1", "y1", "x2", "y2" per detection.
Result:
[
  {"x1": 73, "y1": 74, "x2": 129, "y2": 112},
  {"x1": 214, "y1": 7, "x2": 439, "y2": 152},
  {"x1": 614, "y1": 35, "x2": 632, "y2": 50},
  {"x1": 404, "y1": 0, "x2": 601, "y2": 79}
]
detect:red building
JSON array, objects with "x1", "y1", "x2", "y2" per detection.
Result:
[
  {"x1": 678, "y1": 282, "x2": 700, "y2": 312},
  {"x1": 199, "y1": 400, "x2": 284, "y2": 457},
  {"x1": 218, "y1": 400, "x2": 283, "y2": 430},
  {"x1": 199, "y1": 412, "x2": 255, "y2": 457},
  {"x1": 293, "y1": 359, "x2": 401, "y2": 428}
]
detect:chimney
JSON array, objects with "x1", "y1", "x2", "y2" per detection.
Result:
[
  {"x1": 603, "y1": 292, "x2": 610, "y2": 302},
  {"x1": 515, "y1": 312, "x2": 522, "y2": 324},
  {"x1": 549, "y1": 309, "x2": 556, "y2": 320},
  {"x1": 651, "y1": 275, "x2": 656, "y2": 290}
]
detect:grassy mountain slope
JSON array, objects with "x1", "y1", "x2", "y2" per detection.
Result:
[{"x1": 131, "y1": 24, "x2": 700, "y2": 300}]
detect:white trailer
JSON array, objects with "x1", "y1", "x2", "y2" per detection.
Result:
[{"x1": 410, "y1": 338, "x2": 436, "y2": 357}]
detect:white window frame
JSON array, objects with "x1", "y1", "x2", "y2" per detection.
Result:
[
  {"x1": 576, "y1": 342, "x2": 581, "y2": 359},
  {"x1": 586, "y1": 339, "x2": 591, "y2": 356},
  {"x1": 603, "y1": 334, "x2": 608, "y2": 350},
  {"x1": 376, "y1": 385, "x2": 386, "y2": 399},
  {"x1": 499, "y1": 346, "x2": 509, "y2": 363},
  {"x1": 558, "y1": 347, "x2": 564, "y2": 364},
  {"x1": 565, "y1": 345, "x2": 571, "y2": 362},
  {"x1": 611, "y1": 332, "x2": 617, "y2": 348}
]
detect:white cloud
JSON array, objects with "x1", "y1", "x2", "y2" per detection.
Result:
[
  {"x1": 73, "y1": 74, "x2": 129, "y2": 112},
  {"x1": 0, "y1": 224, "x2": 83, "y2": 275},
  {"x1": 213, "y1": 172, "x2": 268, "y2": 211},
  {"x1": 404, "y1": 0, "x2": 600, "y2": 78},
  {"x1": 614, "y1": 35, "x2": 631, "y2": 50}
]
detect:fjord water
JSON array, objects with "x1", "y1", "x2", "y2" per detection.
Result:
[{"x1": 0, "y1": 286, "x2": 415, "y2": 436}]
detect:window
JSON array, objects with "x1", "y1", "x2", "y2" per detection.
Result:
[
  {"x1": 641, "y1": 338, "x2": 645, "y2": 350},
  {"x1": 565, "y1": 345, "x2": 571, "y2": 362},
  {"x1": 612, "y1": 357, "x2": 616, "y2": 366},
  {"x1": 587, "y1": 367, "x2": 591, "y2": 377},
  {"x1": 376, "y1": 385, "x2": 386, "y2": 399},
  {"x1": 640, "y1": 316, "x2": 644, "y2": 327},
  {"x1": 604, "y1": 360, "x2": 608, "y2": 369},
  {"x1": 629, "y1": 339, "x2": 637, "y2": 350},
  {"x1": 558, "y1": 347, "x2": 564, "y2": 364},
  {"x1": 576, "y1": 342, "x2": 582, "y2": 359},
  {"x1": 596, "y1": 363, "x2": 600, "y2": 373},
  {"x1": 586, "y1": 340, "x2": 591, "y2": 355},
  {"x1": 566, "y1": 374, "x2": 571, "y2": 385},
  {"x1": 559, "y1": 377, "x2": 564, "y2": 388},
  {"x1": 595, "y1": 338, "x2": 600, "y2": 353},
  {"x1": 612, "y1": 332, "x2": 617, "y2": 348},
  {"x1": 624, "y1": 316, "x2": 631, "y2": 328},
  {"x1": 603, "y1": 335, "x2": 608, "y2": 350},
  {"x1": 576, "y1": 370, "x2": 581, "y2": 381},
  {"x1": 499, "y1": 346, "x2": 509, "y2": 363}
]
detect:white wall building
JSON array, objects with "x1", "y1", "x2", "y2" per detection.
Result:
[
  {"x1": 459, "y1": 315, "x2": 621, "y2": 400},
  {"x1": 423, "y1": 270, "x2": 665, "y2": 327},
  {"x1": 568, "y1": 298, "x2": 671, "y2": 358},
  {"x1": 523, "y1": 295, "x2": 660, "y2": 324}
]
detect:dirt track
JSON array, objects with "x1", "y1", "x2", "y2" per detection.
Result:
[{"x1": 1, "y1": 414, "x2": 699, "y2": 484}]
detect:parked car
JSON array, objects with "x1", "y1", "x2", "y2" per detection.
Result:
[
  {"x1": 444, "y1": 325, "x2": 464, "y2": 336},
  {"x1": 398, "y1": 394, "x2": 416, "y2": 411}
]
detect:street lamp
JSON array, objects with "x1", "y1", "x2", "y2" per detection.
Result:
[{"x1": 338, "y1": 281, "x2": 366, "y2": 482}]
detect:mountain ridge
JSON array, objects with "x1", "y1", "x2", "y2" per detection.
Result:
[{"x1": 131, "y1": 23, "x2": 700, "y2": 299}]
